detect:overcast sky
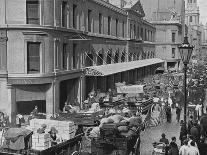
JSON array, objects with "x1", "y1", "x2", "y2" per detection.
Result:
[{"x1": 198, "y1": 0, "x2": 207, "y2": 24}]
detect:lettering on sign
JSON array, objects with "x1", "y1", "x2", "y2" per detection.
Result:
[{"x1": 117, "y1": 85, "x2": 144, "y2": 94}]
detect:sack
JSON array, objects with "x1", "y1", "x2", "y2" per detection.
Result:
[
  {"x1": 118, "y1": 126, "x2": 129, "y2": 132},
  {"x1": 109, "y1": 115, "x2": 124, "y2": 123}
]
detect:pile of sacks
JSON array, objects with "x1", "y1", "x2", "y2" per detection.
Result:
[{"x1": 89, "y1": 113, "x2": 143, "y2": 138}]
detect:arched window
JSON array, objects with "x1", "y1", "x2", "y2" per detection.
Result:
[
  {"x1": 106, "y1": 49, "x2": 112, "y2": 64},
  {"x1": 97, "y1": 52, "x2": 103, "y2": 65},
  {"x1": 121, "y1": 52, "x2": 125, "y2": 62},
  {"x1": 85, "y1": 53, "x2": 93, "y2": 67},
  {"x1": 114, "y1": 52, "x2": 119, "y2": 63}
]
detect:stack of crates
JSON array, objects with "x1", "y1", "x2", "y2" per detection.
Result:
[
  {"x1": 29, "y1": 119, "x2": 76, "y2": 141},
  {"x1": 32, "y1": 133, "x2": 50, "y2": 150}
]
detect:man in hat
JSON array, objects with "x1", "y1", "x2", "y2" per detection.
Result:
[
  {"x1": 159, "y1": 133, "x2": 169, "y2": 145},
  {"x1": 31, "y1": 106, "x2": 38, "y2": 116},
  {"x1": 49, "y1": 127, "x2": 59, "y2": 146}
]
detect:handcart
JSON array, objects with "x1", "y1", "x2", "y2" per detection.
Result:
[
  {"x1": 90, "y1": 124, "x2": 141, "y2": 155},
  {"x1": 152, "y1": 142, "x2": 166, "y2": 155}
]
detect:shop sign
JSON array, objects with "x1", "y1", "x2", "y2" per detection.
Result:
[{"x1": 117, "y1": 85, "x2": 144, "y2": 94}]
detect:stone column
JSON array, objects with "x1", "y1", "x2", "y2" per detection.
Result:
[
  {"x1": 7, "y1": 84, "x2": 16, "y2": 124},
  {"x1": 46, "y1": 79, "x2": 59, "y2": 118}
]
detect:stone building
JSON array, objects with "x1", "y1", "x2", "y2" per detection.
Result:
[
  {"x1": 152, "y1": 20, "x2": 183, "y2": 69},
  {"x1": 0, "y1": 0, "x2": 163, "y2": 123},
  {"x1": 185, "y1": 0, "x2": 202, "y2": 60}
]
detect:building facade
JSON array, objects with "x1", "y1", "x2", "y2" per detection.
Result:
[
  {"x1": 0, "y1": 0, "x2": 163, "y2": 123},
  {"x1": 152, "y1": 21, "x2": 183, "y2": 69},
  {"x1": 185, "y1": 0, "x2": 202, "y2": 60}
]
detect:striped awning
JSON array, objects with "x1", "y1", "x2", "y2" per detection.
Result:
[{"x1": 85, "y1": 58, "x2": 164, "y2": 76}]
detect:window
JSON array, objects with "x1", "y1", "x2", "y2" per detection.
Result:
[
  {"x1": 99, "y1": 13, "x2": 102, "y2": 34},
  {"x1": 62, "y1": 43, "x2": 67, "y2": 69},
  {"x1": 26, "y1": 0, "x2": 40, "y2": 24},
  {"x1": 134, "y1": 25, "x2": 136, "y2": 39},
  {"x1": 189, "y1": 16, "x2": 192, "y2": 22},
  {"x1": 122, "y1": 22, "x2": 125, "y2": 37},
  {"x1": 88, "y1": 9, "x2": 92, "y2": 32},
  {"x1": 114, "y1": 52, "x2": 119, "y2": 63},
  {"x1": 108, "y1": 16, "x2": 111, "y2": 35},
  {"x1": 73, "y1": 44, "x2": 77, "y2": 69},
  {"x1": 62, "y1": 1, "x2": 67, "y2": 27},
  {"x1": 97, "y1": 53, "x2": 103, "y2": 65},
  {"x1": 130, "y1": 24, "x2": 132, "y2": 38},
  {"x1": 73, "y1": 4, "x2": 77, "y2": 28},
  {"x1": 115, "y1": 19, "x2": 118, "y2": 37},
  {"x1": 137, "y1": 26, "x2": 139, "y2": 39},
  {"x1": 172, "y1": 32, "x2": 176, "y2": 42},
  {"x1": 27, "y1": 42, "x2": 40, "y2": 73},
  {"x1": 141, "y1": 28, "x2": 143, "y2": 39},
  {"x1": 121, "y1": 52, "x2": 125, "y2": 62},
  {"x1": 172, "y1": 48, "x2": 175, "y2": 58}
]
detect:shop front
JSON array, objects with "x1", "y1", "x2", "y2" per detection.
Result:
[{"x1": 84, "y1": 58, "x2": 164, "y2": 97}]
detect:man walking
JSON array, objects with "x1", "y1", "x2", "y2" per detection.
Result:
[{"x1": 176, "y1": 103, "x2": 182, "y2": 123}]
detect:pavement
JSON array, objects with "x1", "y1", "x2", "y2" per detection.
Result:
[{"x1": 140, "y1": 108, "x2": 183, "y2": 155}]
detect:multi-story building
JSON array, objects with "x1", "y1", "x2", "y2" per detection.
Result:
[
  {"x1": 138, "y1": 0, "x2": 185, "y2": 70},
  {"x1": 0, "y1": 0, "x2": 164, "y2": 123},
  {"x1": 140, "y1": 0, "x2": 183, "y2": 22},
  {"x1": 152, "y1": 20, "x2": 183, "y2": 69},
  {"x1": 185, "y1": 0, "x2": 202, "y2": 60}
]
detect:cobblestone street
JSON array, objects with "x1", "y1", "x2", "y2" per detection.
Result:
[{"x1": 140, "y1": 108, "x2": 183, "y2": 155}]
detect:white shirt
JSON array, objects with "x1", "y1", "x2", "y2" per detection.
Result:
[
  {"x1": 179, "y1": 145, "x2": 188, "y2": 155},
  {"x1": 188, "y1": 140, "x2": 198, "y2": 148},
  {"x1": 168, "y1": 97, "x2": 173, "y2": 107},
  {"x1": 186, "y1": 146, "x2": 200, "y2": 155},
  {"x1": 195, "y1": 104, "x2": 202, "y2": 116}
]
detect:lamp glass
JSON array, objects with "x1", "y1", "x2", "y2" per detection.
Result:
[{"x1": 179, "y1": 48, "x2": 193, "y2": 64}]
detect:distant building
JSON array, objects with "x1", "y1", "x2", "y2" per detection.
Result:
[
  {"x1": 152, "y1": 20, "x2": 183, "y2": 69},
  {"x1": 140, "y1": 0, "x2": 183, "y2": 22},
  {"x1": 185, "y1": 0, "x2": 202, "y2": 60}
]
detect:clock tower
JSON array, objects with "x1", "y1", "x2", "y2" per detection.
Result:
[
  {"x1": 185, "y1": 0, "x2": 201, "y2": 61},
  {"x1": 185, "y1": 0, "x2": 200, "y2": 30}
]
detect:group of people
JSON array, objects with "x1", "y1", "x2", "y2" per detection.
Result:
[{"x1": 159, "y1": 131, "x2": 207, "y2": 155}]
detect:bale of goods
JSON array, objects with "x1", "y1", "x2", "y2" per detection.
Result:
[
  {"x1": 32, "y1": 133, "x2": 50, "y2": 150},
  {"x1": 29, "y1": 119, "x2": 76, "y2": 142}
]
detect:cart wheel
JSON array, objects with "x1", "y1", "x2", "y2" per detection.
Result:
[
  {"x1": 85, "y1": 127, "x2": 94, "y2": 141},
  {"x1": 71, "y1": 151, "x2": 80, "y2": 155}
]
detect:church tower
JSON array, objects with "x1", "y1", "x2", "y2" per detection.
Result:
[{"x1": 185, "y1": 0, "x2": 200, "y2": 30}]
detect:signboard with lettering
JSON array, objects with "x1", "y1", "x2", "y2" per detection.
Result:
[{"x1": 117, "y1": 85, "x2": 144, "y2": 94}]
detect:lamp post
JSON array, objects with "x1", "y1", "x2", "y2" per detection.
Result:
[{"x1": 178, "y1": 36, "x2": 194, "y2": 135}]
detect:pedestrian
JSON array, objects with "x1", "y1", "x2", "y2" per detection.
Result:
[
  {"x1": 159, "y1": 133, "x2": 169, "y2": 145},
  {"x1": 188, "y1": 135, "x2": 198, "y2": 148},
  {"x1": 200, "y1": 113, "x2": 207, "y2": 137},
  {"x1": 190, "y1": 122, "x2": 200, "y2": 143},
  {"x1": 197, "y1": 137, "x2": 207, "y2": 155},
  {"x1": 166, "y1": 104, "x2": 172, "y2": 123},
  {"x1": 188, "y1": 115, "x2": 194, "y2": 134},
  {"x1": 176, "y1": 103, "x2": 182, "y2": 123},
  {"x1": 179, "y1": 139, "x2": 188, "y2": 155},
  {"x1": 187, "y1": 141, "x2": 200, "y2": 155},
  {"x1": 195, "y1": 103, "x2": 202, "y2": 120},
  {"x1": 179, "y1": 120, "x2": 187, "y2": 145},
  {"x1": 168, "y1": 137, "x2": 179, "y2": 155}
]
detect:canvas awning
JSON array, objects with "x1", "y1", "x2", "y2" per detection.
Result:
[{"x1": 85, "y1": 58, "x2": 164, "y2": 76}]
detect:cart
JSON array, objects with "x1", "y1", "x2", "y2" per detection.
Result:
[
  {"x1": 0, "y1": 133, "x2": 84, "y2": 155},
  {"x1": 152, "y1": 142, "x2": 166, "y2": 155},
  {"x1": 90, "y1": 124, "x2": 141, "y2": 155}
]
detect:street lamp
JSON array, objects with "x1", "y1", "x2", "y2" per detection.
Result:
[{"x1": 178, "y1": 36, "x2": 194, "y2": 135}]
